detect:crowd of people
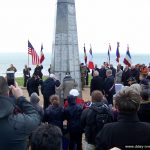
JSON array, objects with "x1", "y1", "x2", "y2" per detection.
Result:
[{"x1": 1, "y1": 62, "x2": 150, "y2": 150}]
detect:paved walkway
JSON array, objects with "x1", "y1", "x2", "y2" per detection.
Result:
[{"x1": 22, "y1": 87, "x2": 91, "y2": 106}]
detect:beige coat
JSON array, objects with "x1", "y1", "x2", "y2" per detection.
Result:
[{"x1": 58, "y1": 76, "x2": 78, "y2": 99}]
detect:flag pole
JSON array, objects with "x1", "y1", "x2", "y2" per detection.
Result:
[
  {"x1": 28, "y1": 53, "x2": 29, "y2": 67},
  {"x1": 107, "y1": 43, "x2": 111, "y2": 66}
]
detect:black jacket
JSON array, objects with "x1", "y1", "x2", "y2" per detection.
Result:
[
  {"x1": 104, "y1": 75, "x2": 115, "y2": 96},
  {"x1": 34, "y1": 65, "x2": 43, "y2": 79},
  {"x1": 90, "y1": 76, "x2": 104, "y2": 94},
  {"x1": 64, "y1": 95, "x2": 83, "y2": 133},
  {"x1": 130, "y1": 68, "x2": 140, "y2": 83},
  {"x1": 44, "y1": 105, "x2": 64, "y2": 130},
  {"x1": 122, "y1": 69, "x2": 131, "y2": 86},
  {"x1": 81, "y1": 102, "x2": 113, "y2": 145},
  {"x1": 99, "y1": 68, "x2": 107, "y2": 79},
  {"x1": 41, "y1": 77, "x2": 60, "y2": 98},
  {"x1": 27, "y1": 77, "x2": 40, "y2": 96},
  {"x1": 138, "y1": 101, "x2": 150, "y2": 122},
  {"x1": 0, "y1": 96, "x2": 40, "y2": 150},
  {"x1": 96, "y1": 113, "x2": 150, "y2": 150}
]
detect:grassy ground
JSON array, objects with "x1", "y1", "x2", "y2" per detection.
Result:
[
  {"x1": 16, "y1": 76, "x2": 48, "y2": 87},
  {"x1": 16, "y1": 74, "x2": 92, "y2": 87},
  {"x1": 16, "y1": 77, "x2": 24, "y2": 86}
]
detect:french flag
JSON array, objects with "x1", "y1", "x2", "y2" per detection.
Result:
[
  {"x1": 88, "y1": 45, "x2": 94, "y2": 69},
  {"x1": 116, "y1": 42, "x2": 120, "y2": 63},
  {"x1": 108, "y1": 43, "x2": 111, "y2": 64},
  {"x1": 123, "y1": 45, "x2": 132, "y2": 67},
  {"x1": 40, "y1": 43, "x2": 45, "y2": 64}
]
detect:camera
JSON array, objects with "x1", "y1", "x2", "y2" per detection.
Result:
[{"x1": 6, "y1": 71, "x2": 15, "y2": 86}]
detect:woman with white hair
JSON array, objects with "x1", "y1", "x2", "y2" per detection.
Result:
[
  {"x1": 90, "y1": 70, "x2": 104, "y2": 95},
  {"x1": 130, "y1": 83, "x2": 142, "y2": 94},
  {"x1": 64, "y1": 89, "x2": 85, "y2": 108}
]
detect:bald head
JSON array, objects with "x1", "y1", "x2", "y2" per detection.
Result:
[{"x1": 106, "y1": 69, "x2": 112, "y2": 77}]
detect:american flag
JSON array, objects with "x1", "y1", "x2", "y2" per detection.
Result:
[{"x1": 28, "y1": 40, "x2": 40, "y2": 65}]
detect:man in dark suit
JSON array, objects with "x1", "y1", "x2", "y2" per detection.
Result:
[
  {"x1": 122, "y1": 65, "x2": 131, "y2": 86},
  {"x1": 41, "y1": 74, "x2": 60, "y2": 109},
  {"x1": 23, "y1": 65, "x2": 31, "y2": 87},
  {"x1": 104, "y1": 69, "x2": 115, "y2": 105},
  {"x1": 90, "y1": 70, "x2": 104, "y2": 95}
]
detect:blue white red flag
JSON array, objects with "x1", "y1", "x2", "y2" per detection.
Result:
[
  {"x1": 123, "y1": 45, "x2": 132, "y2": 67},
  {"x1": 108, "y1": 43, "x2": 111, "y2": 64},
  {"x1": 116, "y1": 42, "x2": 120, "y2": 63}
]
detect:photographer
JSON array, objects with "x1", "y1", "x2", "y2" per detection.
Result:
[{"x1": 0, "y1": 76, "x2": 41, "y2": 150}]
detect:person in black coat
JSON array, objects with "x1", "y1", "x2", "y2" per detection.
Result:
[
  {"x1": 110, "y1": 64, "x2": 116, "y2": 78},
  {"x1": 90, "y1": 70, "x2": 104, "y2": 95},
  {"x1": 81, "y1": 90, "x2": 113, "y2": 149},
  {"x1": 64, "y1": 95, "x2": 83, "y2": 150},
  {"x1": 96, "y1": 87, "x2": 150, "y2": 150},
  {"x1": 138, "y1": 90, "x2": 150, "y2": 122},
  {"x1": 0, "y1": 76, "x2": 40, "y2": 150},
  {"x1": 130, "y1": 65, "x2": 140, "y2": 83},
  {"x1": 104, "y1": 69, "x2": 116, "y2": 105},
  {"x1": 121, "y1": 65, "x2": 131, "y2": 86},
  {"x1": 23, "y1": 65, "x2": 31, "y2": 87},
  {"x1": 34, "y1": 64, "x2": 43, "y2": 79},
  {"x1": 27, "y1": 74, "x2": 41, "y2": 96},
  {"x1": 44, "y1": 95, "x2": 64, "y2": 130},
  {"x1": 41, "y1": 74, "x2": 60, "y2": 109},
  {"x1": 99, "y1": 65, "x2": 107, "y2": 80},
  {"x1": 91, "y1": 64, "x2": 100, "y2": 77}
]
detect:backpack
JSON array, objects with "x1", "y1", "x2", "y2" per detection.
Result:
[{"x1": 89, "y1": 103, "x2": 112, "y2": 131}]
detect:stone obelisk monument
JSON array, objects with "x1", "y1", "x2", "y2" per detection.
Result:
[{"x1": 51, "y1": 0, "x2": 81, "y2": 96}]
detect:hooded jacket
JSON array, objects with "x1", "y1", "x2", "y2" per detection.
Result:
[
  {"x1": 30, "y1": 93, "x2": 44, "y2": 120},
  {"x1": 96, "y1": 113, "x2": 150, "y2": 150},
  {"x1": 81, "y1": 101, "x2": 113, "y2": 145},
  {"x1": 0, "y1": 96, "x2": 40, "y2": 150},
  {"x1": 44, "y1": 105, "x2": 64, "y2": 130},
  {"x1": 64, "y1": 95, "x2": 83, "y2": 133}
]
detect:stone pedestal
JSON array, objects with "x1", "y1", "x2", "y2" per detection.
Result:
[{"x1": 51, "y1": 0, "x2": 82, "y2": 97}]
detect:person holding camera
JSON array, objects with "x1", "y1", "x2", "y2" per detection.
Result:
[{"x1": 0, "y1": 76, "x2": 41, "y2": 150}]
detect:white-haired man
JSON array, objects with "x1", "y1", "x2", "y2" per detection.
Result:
[{"x1": 41, "y1": 74, "x2": 60, "y2": 109}]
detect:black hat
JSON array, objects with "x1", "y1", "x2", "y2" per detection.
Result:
[{"x1": 65, "y1": 72, "x2": 70, "y2": 76}]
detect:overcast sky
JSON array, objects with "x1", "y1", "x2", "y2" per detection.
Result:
[{"x1": 0, "y1": 0, "x2": 150, "y2": 54}]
